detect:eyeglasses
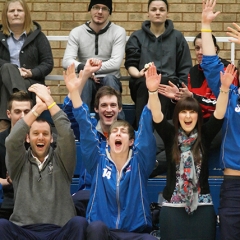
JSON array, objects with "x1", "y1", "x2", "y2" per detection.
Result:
[{"x1": 92, "y1": 5, "x2": 109, "y2": 12}]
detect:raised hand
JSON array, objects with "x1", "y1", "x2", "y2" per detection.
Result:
[
  {"x1": 220, "y1": 63, "x2": 237, "y2": 90},
  {"x1": 64, "y1": 63, "x2": 83, "y2": 93},
  {"x1": 202, "y1": 0, "x2": 220, "y2": 25},
  {"x1": 158, "y1": 81, "x2": 179, "y2": 99},
  {"x1": 29, "y1": 84, "x2": 53, "y2": 104},
  {"x1": 145, "y1": 63, "x2": 161, "y2": 92},
  {"x1": 35, "y1": 95, "x2": 48, "y2": 111},
  {"x1": 226, "y1": 23, "x2": 240, "y2": 44},
  {"x1": 83, "y1": 58, "x2": 102, "y2": 78}
]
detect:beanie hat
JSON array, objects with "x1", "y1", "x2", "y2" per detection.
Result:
[{"x1": 88, "y1": 0, "x2": 112, "y2": 14}]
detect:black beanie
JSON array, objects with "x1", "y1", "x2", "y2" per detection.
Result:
[{"x1": 88, "y1": 0, "x2": 112, "y2": 14}]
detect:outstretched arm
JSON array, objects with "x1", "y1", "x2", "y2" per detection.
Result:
[
  {"x1": 200, "y1": 0, "x2": 223, "y2": 97},
  {"x1": 214, "y1": 64, "x2": 237, "y2": 119},
  {"x1": 145, "y1": 63, "x2": 163, "y2": 123}
]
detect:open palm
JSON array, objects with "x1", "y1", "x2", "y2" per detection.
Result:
[
  {"x1": 145, "y1": 63, "x2": 161, "y2": 92},
  {"x1": 64, "y1": 63, "x2": 83, "y2": 93},
  {"x1": 220, "y1": 63, "x2": 237, "y2": 89},
  {"x1": 202, "y1": 0, "x2": 220, "y2": 25}
]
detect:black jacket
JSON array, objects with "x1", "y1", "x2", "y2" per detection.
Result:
[
  {"x1": 125, "y1": 19, "x2": 192, "y2": 85},
  {"x1": 0, "y1": 21, "x2": 53, "y2": 83}
]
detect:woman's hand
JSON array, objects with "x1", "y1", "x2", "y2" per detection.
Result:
[
  {"x1": 220, "y1": 63, "x2": 237, "y2": 90},
  {"x1": 177, "y1": 82, "x2": 193, "y2": 99},
  {"x1": 158, "y1": 81, "x2": 179, "y2": 99},
  {"x1": 226, "y1": 23, "x2": 240, "y2": 44}
]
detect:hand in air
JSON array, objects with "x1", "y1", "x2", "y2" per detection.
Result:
[
  {"x1": 202, "y1": 0, "x2": 220, "y2": 25},
  {"x1": 226, "y1": 23, "x2": 240, "y2": 44},
  {"x1": 220, "y1": 63, "x2": 237, "y2": 90},
  {"x1": 64, "y1": 63, "x2": 83, "y2": 93},
  {"x1": 83, "y1": 58, "x2": 102, "y2": 78},
  {"x1": 29, "y1": 84, "x2": 51, "y2": 111},
  {"x1": 145, "y1": 63, "x2": 161, "y2": 92}
]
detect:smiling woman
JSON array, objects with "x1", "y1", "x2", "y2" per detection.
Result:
[
  {"x1": 146, "y1": 61, "x2": 234, "y2": 240},
  {"x1": 0, "y1": 0, "x2": 53, "y2": 132}
]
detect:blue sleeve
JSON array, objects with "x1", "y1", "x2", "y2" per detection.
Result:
[
  {"x1": 134, "y1": 106, "x2": 157, "y2": 175},
  {"x1": 62, "y1": 96, "x2": 79, "y2": 141},
  {"x1": 200, "y1": 55, "x2": 224, "y2": 97},
  {"x1": 72, "y1": 104, "x2": 100, "y2": 175}
]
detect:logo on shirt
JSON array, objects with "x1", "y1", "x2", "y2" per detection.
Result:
[
  {"x1": 102, "y1": 166, "x2": 112, "y2": 179},
  {"x1": 235, "y1": 104, "x2": 240, "y2": 112}
]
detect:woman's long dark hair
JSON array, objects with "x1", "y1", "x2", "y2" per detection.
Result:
[{"x1": 172, "y1": 97, "x2": 203, "y2": 164}]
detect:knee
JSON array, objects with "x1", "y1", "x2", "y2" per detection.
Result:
[
  {"x1": 103, "y1": 76, "x2": 121, "y2": 90},
  {"x1": 0, "y1": 218, "x2": 11, "y2": 230},
  {"x1": 87, "y1": 221, "x2": 108, "y2": 235},
  {"x1": 0, "y1": 63, "x2": 15, "y2": 72},
  {"x1": 68, "y1": 216, "x2": 88, "y2": 230}
]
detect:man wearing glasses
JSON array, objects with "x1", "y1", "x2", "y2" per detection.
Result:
[{"x1": 62, "y1": 0, "x2": 126, "y2": 119}]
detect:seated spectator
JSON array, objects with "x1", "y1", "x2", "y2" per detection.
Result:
[
  {"x1": 125, "y1": 0, "x2": 192, "y2": 129},
  {"x1": 0, "y1": 91, "x2": 32, "y2": 220},
  {"x1": 147, "y1": 59, "x2": 234, "y2": 239},
  {"x1": 64, "y1": 59, "x2": 157, "y2": 240},
  {"x1": 0, "y1": 84, "x2": 87, "y2": 239},
  {"x1": 62, "y1": 0, "x2": 125, "y2": 119},
  {"x1": 0, "y1": 0, "x2": 53, "y2": 132},
  {"x1": 159, "y1": 33, "x2": 239, "y2": 122}
]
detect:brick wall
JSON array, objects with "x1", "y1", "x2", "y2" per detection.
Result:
[{"x1": 1, "y1": 0, "x2": 240, "y2": 104}]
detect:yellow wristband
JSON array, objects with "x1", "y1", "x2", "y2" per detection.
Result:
[
  {"x1": 201, "y1": 29, "x2": 212, "y2": 32},
  {"x1": 48, "y1": 102, "x2": 56, "y2": 110}
]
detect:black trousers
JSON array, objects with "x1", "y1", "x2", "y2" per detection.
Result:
[
  {"x1": 160, "y1": 205, "x2": 216, "y2": 240},
  {"x1": 0, "y1": 63, "x2": 38, "y2": 120},
  {"x1": 129, "y1": 76, "x2": 175, "y2": 129}
]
